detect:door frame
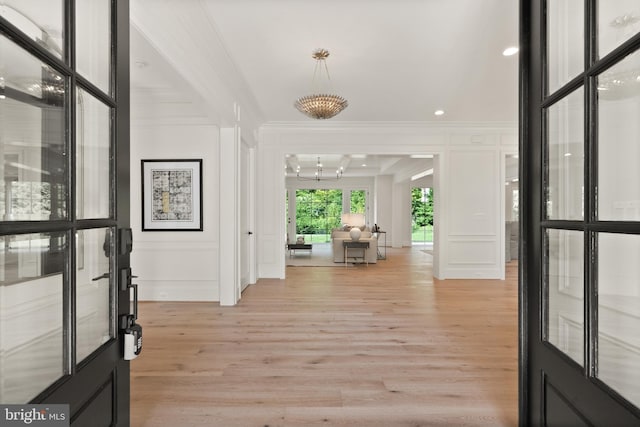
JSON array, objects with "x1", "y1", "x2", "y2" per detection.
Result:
[{"x1": 240, "y1": 140, "x2": 256, "y2": 291}]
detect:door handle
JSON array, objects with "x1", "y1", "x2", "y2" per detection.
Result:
[
  {"x1": 92, "y1": 273, "x2": 110, "y2": 281},
  {"x1": 248, "y1": 231, "x2": 253, "y2": 235}
]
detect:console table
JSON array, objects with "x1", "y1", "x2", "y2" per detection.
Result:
[
  {"x1": 343, "y1": 240, "x2": 370, "y2": 266},
  {"x1": 374, "y1": 231, "x2": 387, "y2": 260}
]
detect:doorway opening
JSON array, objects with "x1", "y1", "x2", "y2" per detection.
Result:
[
  {"x1": 411, "y1": 187, "x2": 434, "y2": 247},
  {"x1": 504, "y1": 154, "x2": 519, "y2": 266}
]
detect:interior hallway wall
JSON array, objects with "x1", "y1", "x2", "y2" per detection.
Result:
[
  {"x1": 131, "y1": 124, "x2": 221, "y2": 301},
  {"x1": 374, "y1": 175, "x2": 393, "y2": 245}
]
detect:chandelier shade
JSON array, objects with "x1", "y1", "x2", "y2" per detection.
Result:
[
  {"x1": 295, "y1": 49, "x2": 348, "y2": 119},
  {"x1": 295, "y1": 94, "x2": 348, "y2": 119}
]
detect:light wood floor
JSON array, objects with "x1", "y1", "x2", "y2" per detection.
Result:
[{"x1": 131, "y1": 247, "x2": 518, "y2": 427}]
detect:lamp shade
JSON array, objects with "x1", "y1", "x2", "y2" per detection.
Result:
[{"x1": 341, "y1": 213, "x2": 365, "y2": 227}]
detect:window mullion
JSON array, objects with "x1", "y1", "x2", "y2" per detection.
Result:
[{"x1": 583, "y1": 0, "x2": 596, "y2": 381}]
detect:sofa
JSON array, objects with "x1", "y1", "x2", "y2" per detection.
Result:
[{"x1": 331, "y1": 228, "x2": 378, "y2": 264}]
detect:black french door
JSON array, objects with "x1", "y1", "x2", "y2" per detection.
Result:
[
  {"x1": 0, "y1": 1, "x2": 132, "y2": 425},
  {"x1": 521, "y1": 0, "x2": 640, "y2": 425}
]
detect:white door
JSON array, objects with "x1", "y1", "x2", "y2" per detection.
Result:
[{"x1": 240, "y1": 142, "x2": 251, "y2": 291}]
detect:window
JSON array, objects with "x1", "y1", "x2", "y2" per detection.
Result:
[
  {"x1": 295, "y1": 189, "x2": 342, "y2": 243},
  {"x1": 350, "y1": 190, "x2": 366, "y2": 214}
]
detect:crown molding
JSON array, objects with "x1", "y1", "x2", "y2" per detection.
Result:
[{"x1": 261, "y1": 120, "x2": 518, "y2": 133}]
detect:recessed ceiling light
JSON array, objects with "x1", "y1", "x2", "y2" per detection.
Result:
[
  {"x1": 434, "y1": 110, "x2": 445, "y2": 116},
  {"x1": 564, "y1": 152, "x2": 572, "y2": 157},
  {"x1": 503, "y1": 46, "x2": 519, "y2": 56},
  {"x1": 361, "y1": 163, "x2": 367, "y2": 167}
]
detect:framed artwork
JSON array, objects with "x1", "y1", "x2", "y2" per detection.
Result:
[{"x1": 141, "y1": 159, "x2": 203, "y2": 231}]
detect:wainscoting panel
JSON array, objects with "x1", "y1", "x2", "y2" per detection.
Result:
[
  {"x1": 447, "y1": 150, "x2": 498, "y2": 236},
  {"x1": 136, "y1": 280, "x2": 218, "y2": 301},
  {"x1": 133, "y1": 241, "x2": 219, "y2": 301},
  {"x1": 448, "y1": 239, "x2": 498, "y2": 265}
]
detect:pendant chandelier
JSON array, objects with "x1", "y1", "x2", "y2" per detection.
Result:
[
  {"x1": 296, "y1": 157, "x2": 343, "y2": 181},
  {"x1": 295, "y1": 49, "x2": 348, "y2": 119}
]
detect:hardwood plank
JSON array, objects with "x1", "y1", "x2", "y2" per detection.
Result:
[{"x1": 131, "y1": 248, "x2": 518, "y2": 426}]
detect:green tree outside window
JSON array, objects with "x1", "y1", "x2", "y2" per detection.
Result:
[
  {"x1": 412, "y1": 187, "x2": 433, "y2": 242},
  {"x1": 295, "y1": 189, "x2": 342, "y2": 242},
  {"x1": 350, "y1": 190, "x2": 365, "y2": 214}
]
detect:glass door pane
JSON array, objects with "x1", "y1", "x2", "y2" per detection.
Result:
[
  {"x1": 75, "y1": 0, "x2": 111, "y2": 94},
  {"x1": 598, "y1": 1, "x2": 640, "y2": 58},
  {"x1": 0, "y1": 35, "x2": 67, "y2": 221},
  {"x1": 76, "y1": 88, "x2": 111, "y2": 219},
  {"x1": 0, "y1": 232, "x2": 67, "y2": 403},
  {"x1": 546, "y1": 88, "x2": 584, "y2": 220},
  {"x1": 76, "y1": 228, "x2": 113, "y2": 364},
  {"x1": 597, "y1": 50, "x2": 640, "y2": 221},
  {"x1": 545, "y1": 229, "x2": 584, "y2": 365},
  {"x1": 547, "y1": 0, "x2": 584, "y2": 93},
  {"x1": 597, "y1": 233, "x2": 640, "y2": 407},
  {"x1": 0, "y1": 1, "x2": 64, "y2": 59}
]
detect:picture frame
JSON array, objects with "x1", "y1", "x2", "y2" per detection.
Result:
[{"x1": 141, "y1": 159, "x2": 203, "y2": 231}]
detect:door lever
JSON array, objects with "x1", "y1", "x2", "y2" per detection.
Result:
[
  {"x1": 248, "y1": 231, "x2": 253, "y2": 235},
  {"x1": 92, "y1": 273, "x2": 110, "y2": 281}
]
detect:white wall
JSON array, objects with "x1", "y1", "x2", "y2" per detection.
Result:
[
  {"x1": 374, "y1": 175, "x2": 393, "y2": 245},
  {"x1": 131, "y1": 124, "x2": 220, "y2": 301},
  {"x1": 391, "y1": 181, "x2": 412, "y2": 247},
  {"x1": 257, "y1": 123, "x2": 518, "y2": 280}
]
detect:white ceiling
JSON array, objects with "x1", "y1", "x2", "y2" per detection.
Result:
[
  {"x1": 130, "y1": 0, "x2": 519, "y2": 124},
  {"x1": 130, "y1": 1, "x2": 519, "y2": 182}
]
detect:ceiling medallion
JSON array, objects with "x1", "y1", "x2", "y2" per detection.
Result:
[{"x1": 294, "y1": 49, "x2": 348, "y2": 119}]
